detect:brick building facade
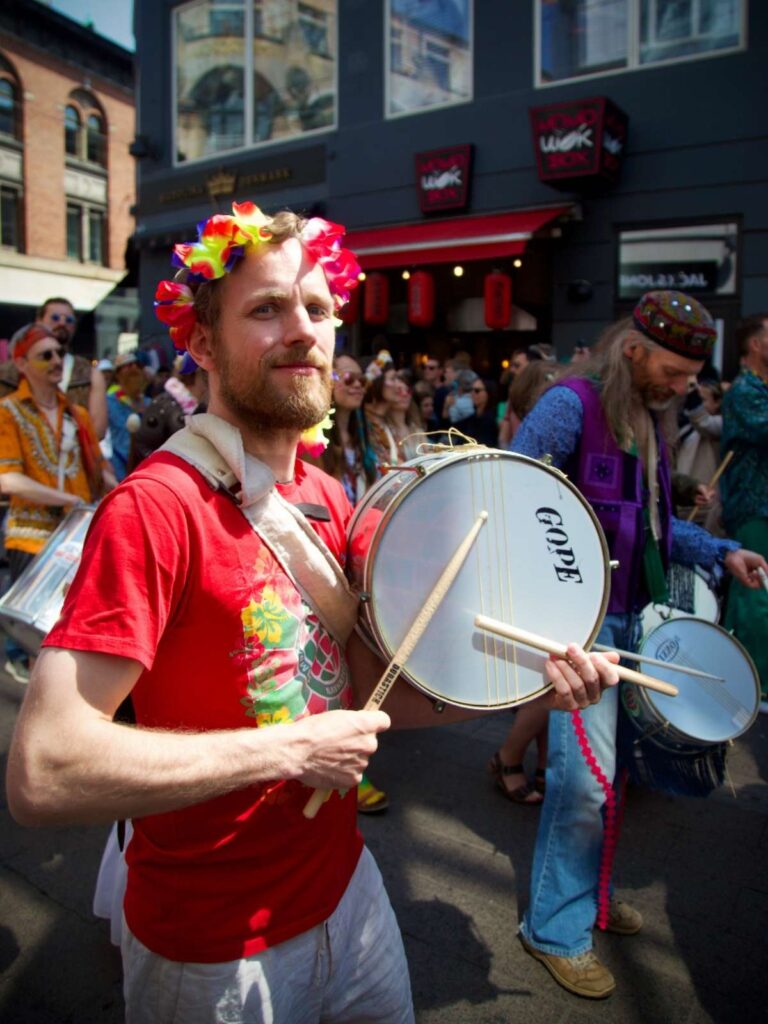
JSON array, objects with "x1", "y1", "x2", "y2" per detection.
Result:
[{"x1": 0, "y1": 0, "x2": 136, "y2": 358}]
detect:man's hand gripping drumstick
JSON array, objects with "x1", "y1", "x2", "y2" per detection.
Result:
[{"x1": 303, "y1": 510, "x2": 489, "y2": 818}]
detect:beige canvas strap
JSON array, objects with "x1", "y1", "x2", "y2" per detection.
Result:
[{"x1": 160, "y1": 414, "x2": 359, "y2": 645}]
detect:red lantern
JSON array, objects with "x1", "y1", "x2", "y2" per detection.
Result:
[
  {"x1": 407, "y1": 271, "x2": 435, "y2": 327},
  {"x1": 363, "y1": 273, "x2": 390, "y2": 325},
  {"x1": 338, "y1": 286, "x2": 359, "y2": 325},
  {"x1": 484, "y1": 272, "x2": 512, "y2": 330}
]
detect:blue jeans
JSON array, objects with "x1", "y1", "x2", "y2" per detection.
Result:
[{"x1": 520, "y1": 613, "x2": 640, "y2": 956}]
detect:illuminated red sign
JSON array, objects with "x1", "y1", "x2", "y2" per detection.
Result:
[
  {"x1": 529, "y1": 97, "x2": 628, "y2": 189},
  {"x1": 415, "y1": 144, "x2": 473, "y2": 213}
]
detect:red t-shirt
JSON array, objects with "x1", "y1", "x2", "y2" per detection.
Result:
[{"x1": 45, "y1": 451, "x2": 364, "y2": 963}]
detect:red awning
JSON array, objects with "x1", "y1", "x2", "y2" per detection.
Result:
[{"x1": 345, "y1": 205, "x2": 573, "y2": 269}]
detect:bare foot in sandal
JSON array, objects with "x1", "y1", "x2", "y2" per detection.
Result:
[{"x1": 488, "y1": 753, "x2": 543, "y2": 805}]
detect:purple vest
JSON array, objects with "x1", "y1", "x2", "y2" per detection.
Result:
[{"x1": 560, "y1": 378, "x2": 673, "y2": 614}]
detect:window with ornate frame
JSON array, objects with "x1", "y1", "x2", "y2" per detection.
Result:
[
  {"x1": 64, "y1": 91, "x2": 107, "y2": 167},
  {"x1": 385, "y1": 0, "x2": 473, "y2": 118},
  {"x1": 537, "y1": 0, "x2": 746, "y2": 86},
  {"x1": 174, "y1": 0, "x2": 337, "y2": 165}
]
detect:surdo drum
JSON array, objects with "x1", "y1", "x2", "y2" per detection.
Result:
[
  {"x1": 0, "y1": 504, "x2": 95, "y2": 656},
  {"x1": 623, "y1": 617, "x2": 760, "y2": 751},
  {"x1": 347, "y1": 449, "x2": 611, "y2": 709}
]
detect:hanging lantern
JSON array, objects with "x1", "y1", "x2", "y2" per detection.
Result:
[
  {"x1": 407, "y1": 270, "x2": 435, "y2": 327},
  {"x1": 363, "y1": 272, "x2": 390, "y2": 325},
  {"x1": 337, "y1": 286, "x2": 359, "y2": 325},
  {"x1": 484, "y1": 271, "x2": 512, "y2": 330}
]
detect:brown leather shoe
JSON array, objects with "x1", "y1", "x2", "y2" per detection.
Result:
[
  {"x1": 520, "y1": 935, "x2": 615, "y2": 999},
  {"x1": 604, "y1": 898, "x2": 643, "y2": 935}
]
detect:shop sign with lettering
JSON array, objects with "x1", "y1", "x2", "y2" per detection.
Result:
[
  {"x1": 415, "y1": 144, "x2": 473, "y2": 213},
  {"x1": 529, "y1": 97, "x2": 628, "y2": 189},
  {"x1": 619, "y1": 261, "x2": 720, "y2": 299}
]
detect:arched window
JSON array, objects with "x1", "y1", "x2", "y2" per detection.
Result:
[
  {"x1": 0, "y1": 53, "x2": 21, "y2": 141},
  {"x1": 86, "y1": 113, "x2": 105, "y2": 165},
  {"x1": 0, "y1": 79, "x2": 17, "y2": 138},
  {"x1": 65, "y1": 91, "x2": 107, "y2": 166},
  {"x1": 65, "y1": 104, "x2": 81, "y2": 156}
]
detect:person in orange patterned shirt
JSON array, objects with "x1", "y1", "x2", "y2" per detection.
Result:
[{"x1": 0, "y1": 323, "x2": 113, "y2": 677}]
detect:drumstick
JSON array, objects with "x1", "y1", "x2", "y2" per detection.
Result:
[
  {"x1": 474, "y1": 614, "x2": 679, "y2": 697},
  {"x1": 685, "y1": 450, "x2": 734, "y2": 522},
  {"x1": 303, "y1": 510, "x2": 489, "y2": 819},
  {"x1": 757, "y1": 567, "x2": 768, "y2": 593},
  {"x1": 591, "y1": 642, "x2": 724, "y2": 682}
]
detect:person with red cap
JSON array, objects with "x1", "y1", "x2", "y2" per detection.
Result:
[
  {"x1": 0, "y1": 322, "x2": 113, "y2": 679},
  {"x1": 494, "y1": 291, "x2": 768, "y2": 1000}
]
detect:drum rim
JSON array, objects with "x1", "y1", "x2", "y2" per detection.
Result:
[
  {"x1": 635, "y1": 615, "x2": 761, "y2": 743},
  {"x1": 348, "y1": 447, "x2": 612, "y2": 709}
]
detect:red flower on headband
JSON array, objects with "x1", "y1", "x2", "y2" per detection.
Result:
[{"x1": 154, "y1": 280, "x2": 197, "y2": 349}]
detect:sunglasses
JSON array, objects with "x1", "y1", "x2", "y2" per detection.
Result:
[
  {"x1": 334, "y1": 371, "x2": 365, "y2": 386},
  {"x1": 49, "y1": 313, "x2": 76, "y2": 325},
  {"x1": 33, "y1": 347, "x2": 65, "y2": 363}
]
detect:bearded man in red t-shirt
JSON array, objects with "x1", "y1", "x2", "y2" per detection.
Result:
[{"x1": 6, "y1": 203, "x2": 619, "y2": 1024}]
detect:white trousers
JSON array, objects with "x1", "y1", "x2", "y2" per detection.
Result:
[{"x1": 122, "y1": 847, "x2": 414, "y2": 1024}]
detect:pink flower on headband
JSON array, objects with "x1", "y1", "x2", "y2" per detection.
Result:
[{"x1": 154, "y1": 280, "x2": 197, "y2": 349}]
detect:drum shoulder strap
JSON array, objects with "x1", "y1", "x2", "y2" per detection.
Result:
[{"x1": 161, "y1": 418, "x2": 359, "y2": 646}]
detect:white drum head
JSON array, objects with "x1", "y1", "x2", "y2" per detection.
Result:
[
  {"x1": 638, "y1": 618, "x2": 759, "y2": 744},
  {"x1": 349, "y1": 450, "x2": 610, "y2": 709}
]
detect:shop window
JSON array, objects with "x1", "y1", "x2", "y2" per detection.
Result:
[
  {"x1": 386, "y1": 0, "x2": 473, "y2": 118},
  {"x1": 538, "y1": 0, "x2": 744, "y2": 85},
  {"x1": 617, "y1": 222, "x2": 739, "y2": 300},
  {"x1": 66, "y1": 202, "x2": 107, "y2": 265},
  {"x1": 174, "y1": 0, "x2": 337, "y2": 164},
  {"x1": 0, "y1": 185, "x2": 22, "y2": 249}
]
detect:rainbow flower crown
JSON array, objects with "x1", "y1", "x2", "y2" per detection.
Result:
[
  {"x1": 154, "y1": 201, "x2": 361, "y2": 353},
  {"x1": 154, "y1": 202, "x2": 361, "y2": 457}
]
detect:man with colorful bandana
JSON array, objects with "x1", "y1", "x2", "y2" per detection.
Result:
[
  {"x1": 0, "y1": 322, "x2": 110, "y2": 680},
  {"x1": 6, "y1": 203, "x2": 620, "y2": 1024},
  {"x1": 721, "y1": 313, "x2": 768, "y2": 708},
  {"x1": 509, "y1": 291, "x2": 768, "y2": 999}
]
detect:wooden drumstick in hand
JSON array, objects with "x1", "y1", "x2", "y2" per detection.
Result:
[
  {"x1": 303, "y1": 510, "x2": 489, "y2": 819},
  {"x1": 474, "y1": 615, "x2": 679, "y2": 697},
  {"x1": 685, "y1": 450, "x2": 734, "y2": 522}
]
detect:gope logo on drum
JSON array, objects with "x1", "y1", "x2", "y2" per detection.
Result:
[{"x1": 535, "y1": 507, "x2": 584, "y2": 584}]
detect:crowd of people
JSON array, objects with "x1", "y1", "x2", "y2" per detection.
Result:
[{"x1": 0, "y1": 200, "x2": 766, "y2": 1020}]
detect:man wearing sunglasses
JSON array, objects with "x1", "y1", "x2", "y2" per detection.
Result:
[
  {"x1": 0, "y1": 323, "x2": 113, "y2": 681},
  {"x1": 0, "y1": 299, "x2": 108, "y2": 440}
]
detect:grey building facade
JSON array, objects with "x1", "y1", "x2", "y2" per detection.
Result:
[{"x1": 133, "y1": 1, "x2": 767, "y2": 379}]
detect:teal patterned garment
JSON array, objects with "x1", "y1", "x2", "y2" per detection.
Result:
[{"x1": 720, "y1": 369, "x2": 768, "y2": 534}]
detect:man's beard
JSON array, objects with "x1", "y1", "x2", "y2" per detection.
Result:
[
  {"x1": 215, "y1": 341, "x2": 332, "y2": 433},
  {"x1": 51, "y1": 326, "x2": 72, "y2": 345}
]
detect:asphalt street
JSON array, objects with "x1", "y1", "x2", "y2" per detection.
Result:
[{"x1": 0, "y1": 663, "x2": 766, "y2": 1023}]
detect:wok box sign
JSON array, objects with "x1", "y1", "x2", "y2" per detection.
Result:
[
  {"x1": 529, "y1": 97, "x2": 628, "y2": 188},
  {"x1": 415, "y1": 144, "x2": 473, "y2": 213}
]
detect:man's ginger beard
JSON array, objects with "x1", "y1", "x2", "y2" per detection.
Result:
[{"x1": 212, "y1": 329, "x2": 332, "y2": 433}]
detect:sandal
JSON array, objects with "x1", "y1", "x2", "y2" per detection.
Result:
[
  {"x1": 357, "y1": 774, "x2": 389, "y2": 814},
  {"x1": 487, "y1": 752, "x2": 544, "y2": 805},
  {"x1": 534, "y1": 769, "x2": 547, "y2": 796}
]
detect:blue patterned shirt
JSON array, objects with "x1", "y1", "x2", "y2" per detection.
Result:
[
  {"x1": 510, "y1": 385, "x2": 739, "y2": 571},
  {"x1": 720, "y1": 369, "x2": 768, "y2": 534}
]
